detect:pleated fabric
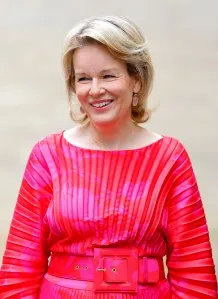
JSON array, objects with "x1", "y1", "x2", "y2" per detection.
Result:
[{"x1": 0, "y1": 131, "x2": 217, "y2": 298}]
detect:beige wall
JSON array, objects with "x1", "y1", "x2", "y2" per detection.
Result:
[{"x1": 0, "y1": 1, "x2": 217, "y2": 272}]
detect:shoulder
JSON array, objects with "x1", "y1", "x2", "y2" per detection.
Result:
[
  {"x1": 36, "y1": 131, "x2": 63, "y2": 147},
  {"x1": 33, "y1": 131, "x2": 63, "y2": 150},
  {"x1": 29, "y1": 131, "x2": 64, "y2": 162},
  {"x1": 154, "y1": 134, "x2": 192, "y2": 168},
  {"x1": 23, "y1": 131, "x2": 64, "y2": 177},
  {"x1": 160, "y1": 135, "x2": 188, "y2": 154},
  {"x1": 159, "y1": 135, "x2": 193, "y2": 172}
]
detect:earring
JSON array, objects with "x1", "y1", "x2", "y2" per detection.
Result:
[
  {"x1": 80, "y1": 106, "x2": 85, "y2": 114},
  {"x1": 132, "y1": 93, "x2": 138, "y2": 107}
]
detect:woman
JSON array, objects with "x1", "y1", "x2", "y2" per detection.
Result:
[{"x1": 0, "y1": 16, "x2": 217, "y2": 298}]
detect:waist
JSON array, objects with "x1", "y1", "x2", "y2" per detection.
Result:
[{"x1": 47, "y1": 247, "x2": 165, "y2": 293}]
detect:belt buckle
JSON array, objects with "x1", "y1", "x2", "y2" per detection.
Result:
[
  {"x1": 142, "y1": 257, "x2": 160, "y2": 283},
  {"x1": 93, "y1": 247, "x2": 138, "y2": 293}
]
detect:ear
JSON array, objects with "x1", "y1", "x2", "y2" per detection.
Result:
[{"x1": 133, "y1": 76, "x2": 141, "y2": 94}]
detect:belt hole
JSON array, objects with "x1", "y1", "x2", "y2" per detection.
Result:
[
  {"x1": 84, "y1": 266, "x2": 88, "y2": 270},
  {"x1": 112, "y1": 267, "x2": 116, "y2": 272},
  {"x1": 75, "y1": 265, "x2": 80, "y2": 270},
  {"x1": 97, "y1": 268, "x2": 106, "y2": 272}
]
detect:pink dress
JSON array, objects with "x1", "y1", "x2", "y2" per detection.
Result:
[{"x1": 0, "y1": 132, "x2": 217, "y2": 298}]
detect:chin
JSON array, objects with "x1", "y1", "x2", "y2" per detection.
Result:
[{"x1": 89, "y1": 115, "x2": 119, "y2": 127}]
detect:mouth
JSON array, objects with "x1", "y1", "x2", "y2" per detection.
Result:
[{"x1": 90, "y1": 100, "x2": 114, "y2": 108}]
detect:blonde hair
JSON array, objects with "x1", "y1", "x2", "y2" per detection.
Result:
[{"x1": 63, "y1": 16, "x2": 154, "y2": 123}]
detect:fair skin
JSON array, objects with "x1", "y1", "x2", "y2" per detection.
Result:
[{"x1": 64, "y1": 43, "x2": 162, "y2": 150}]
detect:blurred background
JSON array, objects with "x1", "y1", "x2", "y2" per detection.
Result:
[{"x1": 0, "y1": 0, "x2": 217, "y2": 274}]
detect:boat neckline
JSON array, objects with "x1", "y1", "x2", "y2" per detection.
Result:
[{"x1": 62, "y1": 130, "x2": 164, "y2": 152}]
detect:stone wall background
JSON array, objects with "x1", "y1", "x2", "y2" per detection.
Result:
[{"x1": 0, "y1": 0, "x2": 217, "y2": 273}]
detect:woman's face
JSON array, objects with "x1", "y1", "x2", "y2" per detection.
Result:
[{"x1": 73, "y1": 43, "x2": 140, "y2": 127}]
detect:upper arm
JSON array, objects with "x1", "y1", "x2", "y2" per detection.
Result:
[
  {"x1": 0, "y1": 142, "x2": 53, "y2": 298},
  {"x1": 166, "y1": 144, "x2": 217, "y2": 298}
]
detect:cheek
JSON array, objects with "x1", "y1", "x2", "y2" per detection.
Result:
[
  {"x1": 107, "y1": 81, "x2": 132, "y2": 97},
  {"x1": 115, "y1": 84, "x2": 134, "y2": 101},
  {"x1": 75, "y1": 85, "x2": 89, "y2": 101}
]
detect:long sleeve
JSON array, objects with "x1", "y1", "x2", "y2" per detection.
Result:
[
  {"x1": 166, "y1": 144, "x2": 217, "y2": 298},
  {"x1": 0, "y1": 142, "x2": 53, "y2": 298}
]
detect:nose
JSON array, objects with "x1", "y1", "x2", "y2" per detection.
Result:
[{"x1": 89, "y1": 78, "x2": 105, "y2": 97}]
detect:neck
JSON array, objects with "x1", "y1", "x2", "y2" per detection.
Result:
[{"x1": 85, "y1": 120, "x2": 140, "y2": 150}]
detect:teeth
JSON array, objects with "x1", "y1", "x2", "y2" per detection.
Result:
[{"x1": 92, "y1": 101, "x2": 112, "y2": 108}]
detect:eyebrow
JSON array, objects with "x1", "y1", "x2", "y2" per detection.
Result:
[{"x1": 75, "y1": 68, "x2": 119, "y2": 76}]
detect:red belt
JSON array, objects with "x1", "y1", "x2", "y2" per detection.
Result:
[{"x1": 47, "y1": 247, "x2": 165, "y2": 293}]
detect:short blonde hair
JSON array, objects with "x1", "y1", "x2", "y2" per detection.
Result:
[{"x1": 63, "y1": 16, "x2": 154, "y2": 123}]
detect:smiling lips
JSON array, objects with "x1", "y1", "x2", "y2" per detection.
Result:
[{"x1": 90, "y1": 100, "x2": 114, "y2": 108}]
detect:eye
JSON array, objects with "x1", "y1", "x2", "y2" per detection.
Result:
[
  {"x1": 77, "y1": 77, "x2": 90, "y2": 82},
  {"x1": 103, "y1": 74, "x2": 115, "y2": 79}
]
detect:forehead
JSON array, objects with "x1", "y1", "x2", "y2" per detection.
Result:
[{"x1": 73, "y1": 43, "x2": 127, "y2": 74}]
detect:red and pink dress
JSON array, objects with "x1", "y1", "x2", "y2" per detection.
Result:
[{"x1": 0, "y1": 132, "x2": 217, "y2": 298}]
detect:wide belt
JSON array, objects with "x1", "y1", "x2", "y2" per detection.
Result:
[{"x1": 47, "y1": 247, "x2": 165, "y2": 293}]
